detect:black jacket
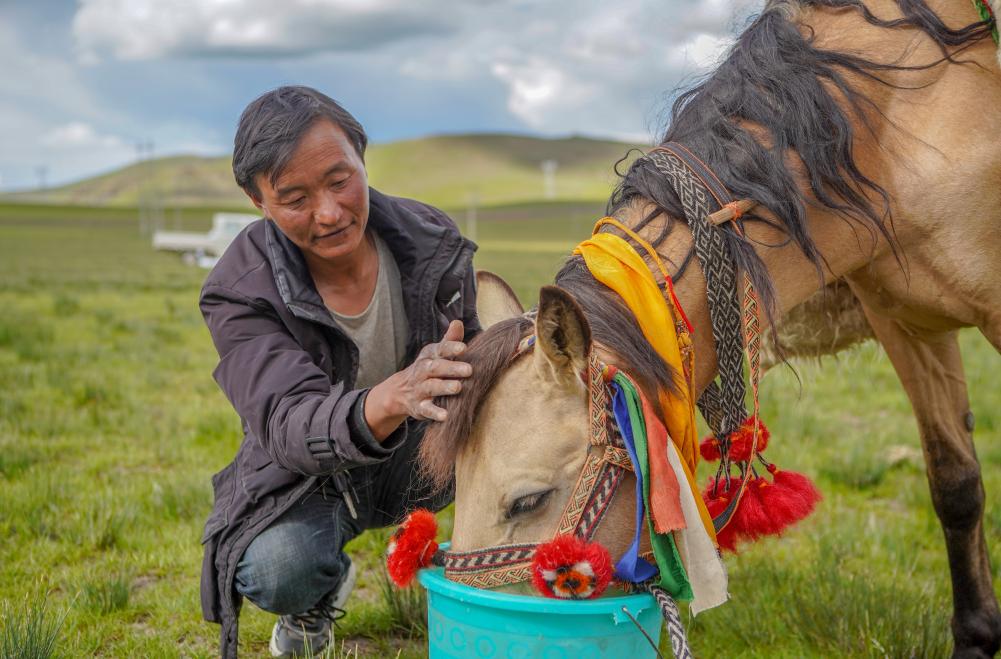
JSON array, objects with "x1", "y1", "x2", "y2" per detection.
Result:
[{"x1": 198, "y1": 189, "x2": 479, "y2": 657}]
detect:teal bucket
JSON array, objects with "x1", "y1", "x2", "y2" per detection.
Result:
[{"x1": 418, "y1": 566, "x2": 663, "y2": 658}]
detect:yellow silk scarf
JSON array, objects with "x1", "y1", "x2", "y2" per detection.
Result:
[{"x1": 574, "y1": 218, "x2": 716, "y2": 542}]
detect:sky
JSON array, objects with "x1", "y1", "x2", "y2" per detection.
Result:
[{"x1": 0, "y1": 0, "x2": 762, "y2": 191}]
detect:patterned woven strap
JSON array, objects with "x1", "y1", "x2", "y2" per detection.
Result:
[
  {"x1": 646, "y1": 144, "x2": 748, "y2": 438},
  {"x1": 646, "y1": 583, "x2": 694, "y2": 659},
  {"x1": 441, "y1": 544, "x2": 535, "y2": 587},
  {"x1": 447, "y1": 566, "x2": 534, "y2": 589},
  {"x1": 588, "y1": 351, "x2": 609, "y2": 446},
  {"x1": 442, "y1": 543, "x2": 537, "y2": 574}
]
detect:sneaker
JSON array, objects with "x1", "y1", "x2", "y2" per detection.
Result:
[{"x1": 269, "y1": 561, "x2": 357, "y2": 658}]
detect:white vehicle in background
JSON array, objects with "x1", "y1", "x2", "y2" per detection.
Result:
[{"x1": 152, "y1": 212, "x2": 258, "y2": 267}]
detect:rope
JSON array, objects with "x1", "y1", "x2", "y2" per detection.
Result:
[{"x1": 645, "y1": 582, "x2": 694, "y2": 659}]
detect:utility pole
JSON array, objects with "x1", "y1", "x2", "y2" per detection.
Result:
[
  {"x1": 136, "y1": 141, "x2": 147, "y2": 236},
  {"x1": 147, "y1": 139, "x2": 161, "y2": 235},
  {"x1": 36, "y1": 165, "x2": 48, "y2": 201},
  {"x1": 541, "y1": 159, "x2": 557, "y2": 200}
]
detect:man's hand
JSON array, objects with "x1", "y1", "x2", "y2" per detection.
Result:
[{"x1": 365, "y1": 320, "x2": 472, "y2": 441}]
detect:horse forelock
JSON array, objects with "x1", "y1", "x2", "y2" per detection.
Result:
[{"x1": 419, "y1": 315, "x2": 534, "y2": 493}]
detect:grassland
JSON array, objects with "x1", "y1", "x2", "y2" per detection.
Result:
[{"x1": 0, "y1": 200, "x2": 999, "y2": 658}]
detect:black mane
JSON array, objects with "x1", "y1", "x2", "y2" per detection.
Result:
[{"x1": 607, "y1": 0, "x2": 994, "y2": 320}]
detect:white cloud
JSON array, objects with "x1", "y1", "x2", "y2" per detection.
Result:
[
  {"x1": 670, "y1": 33, "x2": 738, "y2": 71},
  {"x1": 73, "y1": 0, "x2": 460, "y2": 61},
  {"x1": 491, "y1": 60, "x2": 597, "y2": 129},
  {"x1": 385, "y1": 1, "x2": 762, "y2": 138},
  {"x1": 41, "y1": 122, "x2": 124, "y2": 150}
]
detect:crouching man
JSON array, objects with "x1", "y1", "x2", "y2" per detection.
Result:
[{"x1": 198, "y1": 85, "x2": 479, "y2": 658}]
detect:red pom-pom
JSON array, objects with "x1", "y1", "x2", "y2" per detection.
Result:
[
  {"x1": 700, "y1": 436, "x2": 722, "y2": 462},
  {"x1": 758, "y1": 466, "x2": 822, "y2": 534},
  {"x1": 727, "y1": 416, "x2": 770, "y2": 462},
  {"x1": 531, "y1": 535, "x2": 612, "y2": 600},
  {"x1": 386, "y1": 509, "x2": 439, "y2": 587}
]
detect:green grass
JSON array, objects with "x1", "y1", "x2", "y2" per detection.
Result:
[
  {"x1": 1, "y1": 596, "x2": 68, "y2": 659},
  {"x1": 0, "y1": 201, "x2": 999, "y2": 657}
]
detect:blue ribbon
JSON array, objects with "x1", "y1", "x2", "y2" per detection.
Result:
[{"x1": 610, "y1": 382, "x2": 658, "y2": 583}]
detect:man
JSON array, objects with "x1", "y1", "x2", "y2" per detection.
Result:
[{"x1": 199, "y1": 85, "x2": 479, "y2": 658}]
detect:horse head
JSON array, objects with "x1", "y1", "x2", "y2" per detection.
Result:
[{"x1": 421, "y1": 272, "x2": 641, "y2": 582}]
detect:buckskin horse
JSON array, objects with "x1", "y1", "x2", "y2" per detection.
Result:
[{"x1": 418, "y1": 0, "x2": 1001, "y2": 655}]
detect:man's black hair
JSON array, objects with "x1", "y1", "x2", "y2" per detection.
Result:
[{"x1": 233, "y1": 85, "x2": 368, "y2": 199}]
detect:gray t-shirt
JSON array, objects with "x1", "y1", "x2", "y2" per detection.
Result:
[{"x1": 329, "y1": 233, "x2": 409, "y2": 389}]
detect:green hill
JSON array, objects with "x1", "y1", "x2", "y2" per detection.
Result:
[{"x1": 7, "y1": 133, "x2": 644, "y2": 210}]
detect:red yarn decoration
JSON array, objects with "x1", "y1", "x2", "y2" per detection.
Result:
[
  {"x1": 699, "y1": 416, "x2": 769, "y2": 463},
  {"x1": 386, "y1": 509, "x2": 439, "y2": 587},
  {"x1": 759, "y1": 464, "x2": 822, "y2": 534},
  {"x1": 530, "y1": 535, "x2": 612, "y2": 600},
  {"x1": 703, "y1": 466, "x2": 822, "y2": 553},
  {"x1": 702, "y1": 477, "x2": 739, "y2": 552},
  {"x1": 729, "y1": 476, "x2": 774, "y2": 540},
  {"x1": 700, "y1": 436, "x2": 722, "y2": 462},
  {"x1": 727, "y1": 416, "x2": 770, "y2": 462}
]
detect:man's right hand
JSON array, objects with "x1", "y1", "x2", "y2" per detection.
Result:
[{"x1": 364, "y1": 320, "x2": 472, "y2": 441}]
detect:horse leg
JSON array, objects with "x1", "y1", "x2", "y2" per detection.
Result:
[{"x1": 859, "y1": 306, "x2": 1001, "y2": 658}]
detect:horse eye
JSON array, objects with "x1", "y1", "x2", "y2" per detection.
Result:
[{"x1": 505, "y1": 489, "x2": 554, "y2": 520}]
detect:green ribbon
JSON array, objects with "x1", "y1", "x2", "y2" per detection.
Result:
[
  {"x1": 613, "y1": 372, "x2": 693, "y2": 599},
  {"x1": 973, "y1": 0, "x2": 999, "y2": 45}
]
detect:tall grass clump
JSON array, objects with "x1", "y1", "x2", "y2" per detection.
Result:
[
  {"x1": 376, "y1": 568, "x2": 427, "y2": 637},
  {"x1": 80, "y1": 575, "x2": 131, "y2": 615},
  {"x1": 0, "y1": 596, "x2": 67, "y2": 659},
  {"x1": 781, "y1": 536, "x2": 951, "y2": 657}
]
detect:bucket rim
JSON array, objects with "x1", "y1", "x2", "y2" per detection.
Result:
[{"x1": 418, "y1": 566, "x2": 656, "y2": 616}]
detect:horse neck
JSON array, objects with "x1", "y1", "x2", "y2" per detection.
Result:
[
  {"x1": 609, "y1": 200, "x2": 867, "y2": 395},
  {"x1": 611, "y1": 0, "x2": 996, "y2": 394}
]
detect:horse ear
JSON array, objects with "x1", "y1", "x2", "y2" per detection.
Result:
[
  {"x1": 475, "y1": 271, "x2": 524, "y2": 328},
  {"x1": 534, "y1": 285, "x2": 591, "y2": 384}
]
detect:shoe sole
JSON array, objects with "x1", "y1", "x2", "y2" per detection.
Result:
[{"x1": 268, "y1": 622, "x2": 289, "y2": 658}]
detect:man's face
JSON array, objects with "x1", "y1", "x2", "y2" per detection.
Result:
[{"x1": 249, "y1": 119, "x2": 370, "y2": 263}]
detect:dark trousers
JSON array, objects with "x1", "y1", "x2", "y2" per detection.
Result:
[{"x1": 234, "y1": 433, "x2": 452, "y2": 615}]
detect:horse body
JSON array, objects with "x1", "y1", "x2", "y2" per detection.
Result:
[{"x1": 427, "y1": 1, "x2": 1001, "y2": 655}]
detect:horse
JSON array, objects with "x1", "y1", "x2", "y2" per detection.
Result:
[{"x1": 419, "y1": 0, "x2": 1001, "y2": 655}]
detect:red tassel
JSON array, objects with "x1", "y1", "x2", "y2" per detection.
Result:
[
  {"x1": 531, "y1": 535, "x2": 612, "y2": 600},
  {"x1": 700, "y1": 435, "x2": 722, "y2": 462},
  {"x1": 727, "y1": 416, "x2": 770, "y2": 462},
  {"x1": 702, "y1": 477, "x2": 738, "y2": 552},
  {"x1": 758, "y1": 465, "x2": 822, "y2": 534},
  {"x1": 386, "y1": 509, "x2": 439, "y2": 588},
  {"x1": 728, "y1": 476, "x2": 773, "y2": 543}
]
